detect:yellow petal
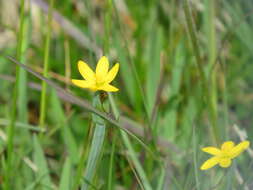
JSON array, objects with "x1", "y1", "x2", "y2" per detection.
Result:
[
  {"x1": 105, "y1": 63, "x2": 119, "y2": 83},
  {"x1": 72, "y1": 79, "x2": 93, "y2": 89},
  {"x1": 221, "y1": 141, "x2": 234, "y2": 151},
  {"x1": 200, "y1": 156, "x2": 219, "y2": 170},
  {"x1": 230, "y1": 141, "x2": 250, "y2": 159},
  {"x1": 96, "y1": 56, "x2": 109, "y2": 81},
  {"x1": 201, "y1": 147, "x2": 221, "y2": 156},
  {"x1": 219, "y1": 158, "x2": 232, "y2": 168},
  {"x1": 78, "y1": 60, "x2": 95, "y2": 81},
  {"x1": 99, "y1": 84, "x2": 119, "y2": 92}
]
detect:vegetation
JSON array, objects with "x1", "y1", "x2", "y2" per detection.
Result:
[{"x1": 0, "y1": 0, "x2": 253, "y2": 189}]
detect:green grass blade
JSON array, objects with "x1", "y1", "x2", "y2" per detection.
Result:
[
  {"x1": 193, "y1": 125, "x2": 200, "y2": 190},
  {"x1": 39, "y1": 0, "x2": 54, "y2": 130},
  {"x1": 107, "y1": 131, "x2": 116, "y2": 190},
  {"x1": 144, "y1": 21, "x2": 163, "y2": 117},
  {"x1": 59, "y1": 157, "x2": 72, "y2": 190},
  {"x1": 4, "y1": 0, "x2": 25, "y2": 188},
  {"x1": 156, "y1": 167, "x2": 165, "y2": 190},
  {"x1": 0, "y1": 118, "x2": 45, "y2": 132},
  {"x1": 204, "y1": 0, "x2": 219, "y2": 145},
  {"x1": 163, "y1": 42, "x2": 185, "y2": 140},
  {"x1": 17, "y1": 14, "x2": 30, "y2": 123},
  {"x1": 33, "y1": 135, "x2": 52, "y2": 190},
  {"x1": 81, "y1": 95, "x2": 106, "y2": 190},
  {"x1": 81, "y1": 123, "x2": 105, "y2": 190}
]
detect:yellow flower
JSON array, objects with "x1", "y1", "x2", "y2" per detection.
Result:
[
  {"x1": 72, "y1": 56, "x2": 119, "y2": 92},
  {"x1": 200, "y1": 140, "x2": 250, "y2": 170}
]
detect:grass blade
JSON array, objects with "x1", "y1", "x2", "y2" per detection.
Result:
[
  {"x1": 33, "y1": 135, "x2": 52, "y2": 189},
  {"x1": 4, "y1": 0, "x2": 25, "y2": 188},
  {"x1": 144, "y1": 19, "x2": 163, "y2": 117},
  {"x1": 39, "y1": 0, "x2": 54, "y2": 131},
  {"x1": 81, "y1": 123, "x2": 105, "y2": 190},
  {"x1": 59, "y1": 157, "x2": 72, "y2": 190},
  {"x1": 81, "y1": 95, "x2": 106, "y2": 190}
]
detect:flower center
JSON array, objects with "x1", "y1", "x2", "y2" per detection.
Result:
[
  {"x1": 95, "y1": 78, "x2": 105, "y2": 87},
  {"x1": 219, "y1": 151, "x2": 231, "y2": 159}
]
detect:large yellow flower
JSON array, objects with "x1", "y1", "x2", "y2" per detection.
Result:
[
  {"x1": 200, "y1": 140, "x2": 250, "y2": 170},
  {"x1": 72, "y1": 56, "x2": 119, "y2": 92}
]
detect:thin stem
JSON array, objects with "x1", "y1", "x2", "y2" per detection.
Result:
[
  {"x1": 193, "y1": 125, "x2": 200, "y2": 190},
  {"x1": 64, "y1": 37, "x2": 71, "y2": 114},
  {"x1": 108, "y1": 130, "x2": 116, "y2": 190},
  {"x1": 205, "y1": 0, "x2": 219, "y2": 145},
  {"x1": 39, "y1": 0, "x2": 54, "y2": 130}
]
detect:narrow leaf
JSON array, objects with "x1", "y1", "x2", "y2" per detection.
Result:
[{"x1": 33, "y1": 135, "x2": 52, "y2": 190}]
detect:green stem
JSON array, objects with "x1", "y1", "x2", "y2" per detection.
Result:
[
  {"x1": 73, "y1": 138, "x2": 89, "y2": 190},
  {"x1": 205, "y1": 0, "x2": 220, "y2": 145},
  {"x1": 39, "y1": 0, "x2": 54, "y2": 130},
  {"x1": 222, "y1": 71, "x2": 229, "y2": 140},
  {"x1": 108, "y1": 131, "x2": 116, "y2": 190},
  {"x1": 4, "y1": 0, "x2": 25, "y2": 189},
  {"x1": 17, "y1": 15, "x2": 30, "y2": 123},
  {"x1": 193, "y1": 125, "x2": 200, "y2": 190}
]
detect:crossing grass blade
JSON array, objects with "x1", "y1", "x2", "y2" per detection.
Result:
[
  {"x1": 1, "y1": 1, "x2": 253, "y2": 189},
  {"x1": 4, "y1": 55, "x2": 151, "y2": 153}
]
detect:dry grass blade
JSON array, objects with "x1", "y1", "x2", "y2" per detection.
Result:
[
  {"x1": 4, "y1": 55, "x2": 153, "y2": 154},
  {"x1": 0, "y1": 73, "x2": 180, "y2": 153}
]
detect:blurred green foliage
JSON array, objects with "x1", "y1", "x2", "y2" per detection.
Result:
[{"x1": 0, "y1": 0, "x2": 253, "y2": 189}]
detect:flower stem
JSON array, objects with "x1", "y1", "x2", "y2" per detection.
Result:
[{"x1": 80, "y1": 94, "x2": 106, "y2": 190}]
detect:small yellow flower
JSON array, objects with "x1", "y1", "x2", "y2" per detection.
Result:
[
  {"x1": 200, "y1": 140, "x2": 250, "y2": 170},
  {"x1": 72, "y1": 56, "x2": 119, "y2": 92}
]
